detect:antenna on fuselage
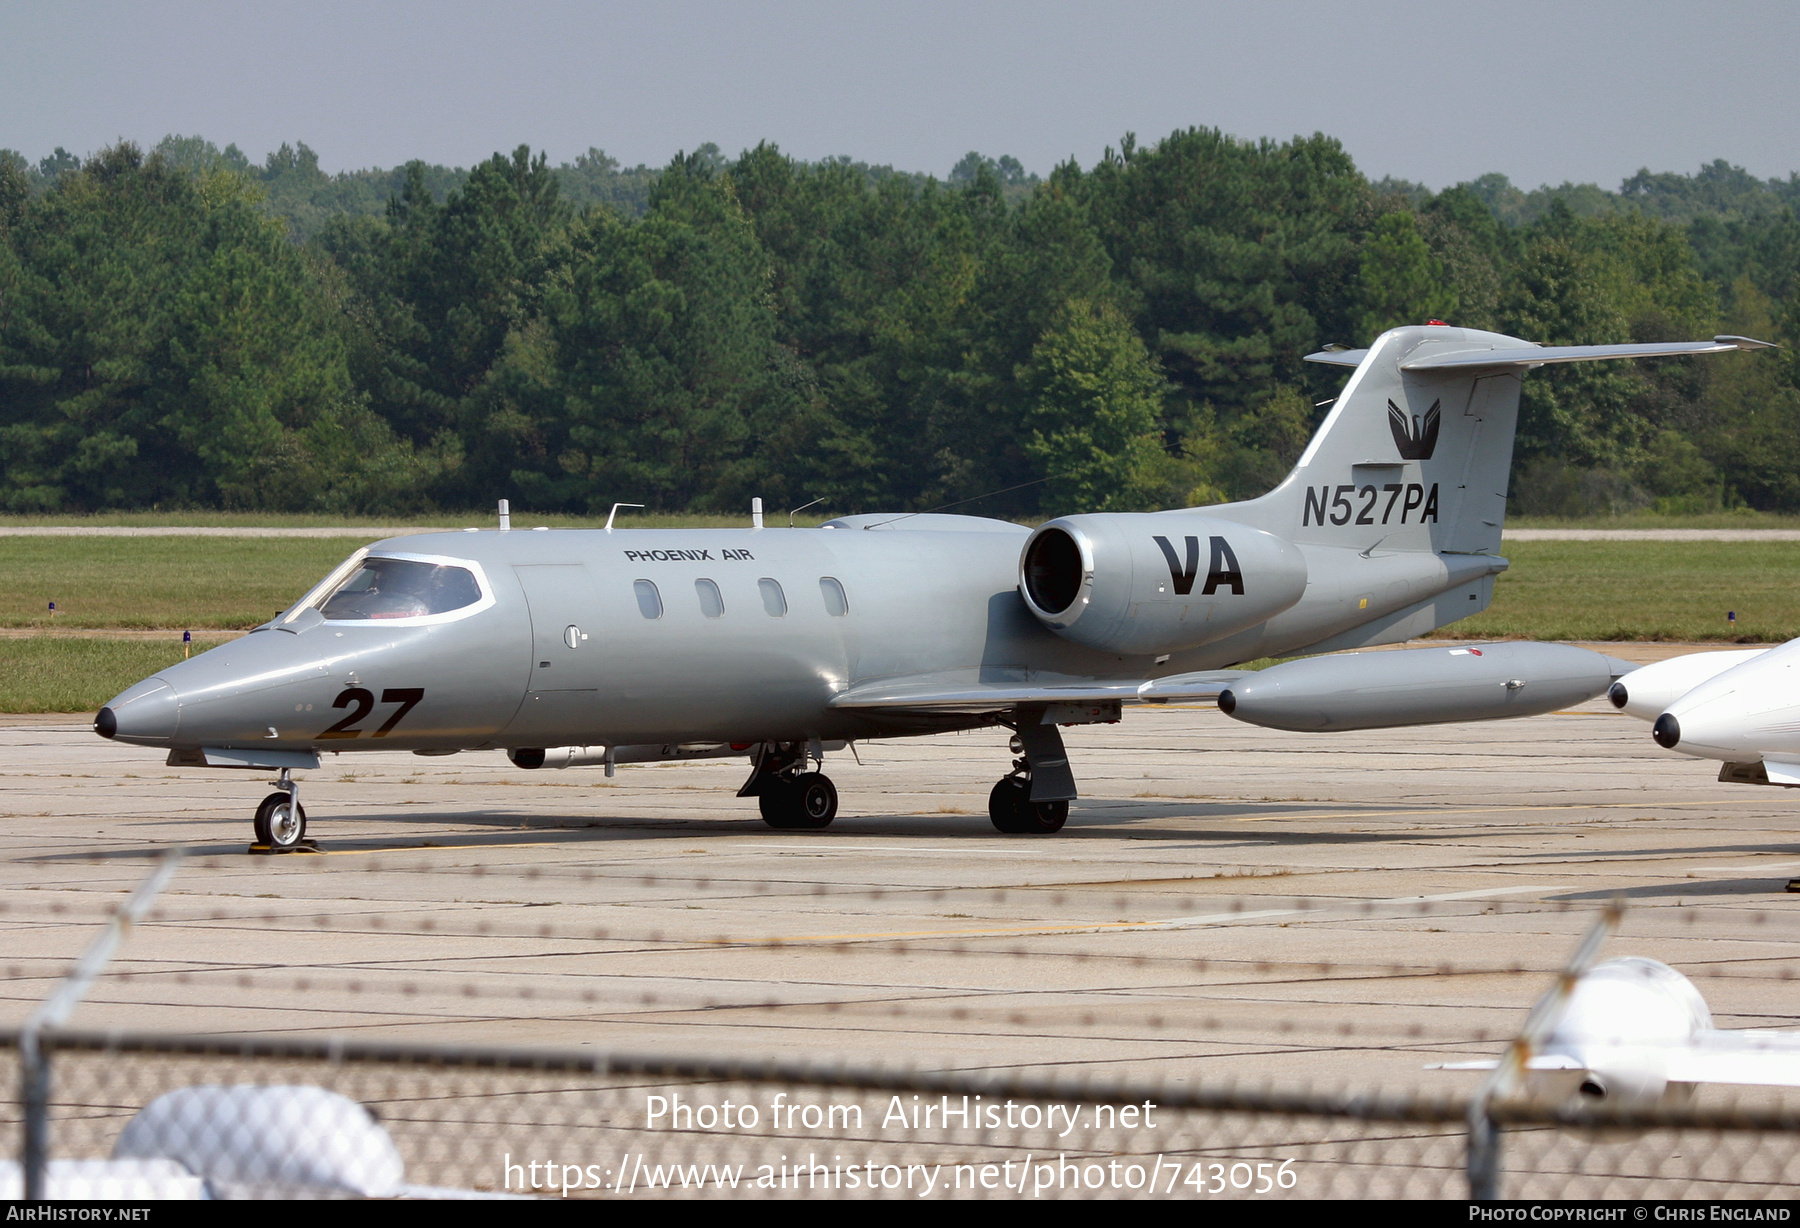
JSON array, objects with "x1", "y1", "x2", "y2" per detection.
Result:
[
  {"x1": 787, "y1": 497, "x2": 824, "y2": 528},
  {"x1": 751, "y1": 497, "x2": 764, "y2": 529},
  {"x1": 605, "y1": 503, "x2": 644, "y2": 532},
  {"x1": 497, "y1": 499, "x2": 511, "y2": 531}
]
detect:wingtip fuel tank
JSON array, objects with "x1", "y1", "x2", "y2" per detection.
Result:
[{"x1": 1216, "y1": 641, "x2": 1621, "y2": 732}]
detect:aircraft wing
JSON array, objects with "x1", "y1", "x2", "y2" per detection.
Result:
[
  {"x1": 1438, "y1": 1033, "x2": 1800, "y2": 1087},
  {"x1": 1427, "y1": 1056, "x2": 1582, "y2": 1072},
  {"x1": 828, "y1": 670, "x2": 1250, "y2": 715},
  {"x1": 1666, "y1": 1029, "x2": 1800, "y2": 1088}
]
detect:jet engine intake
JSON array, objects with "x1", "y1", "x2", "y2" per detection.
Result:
[{"x1": 1019, "y1": 514, "x2": 1307, "y2": 657}]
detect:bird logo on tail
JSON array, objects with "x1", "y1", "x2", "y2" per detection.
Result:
[{"x1": 1387, "y1": 399, "x2": 1441, "y2": 461}]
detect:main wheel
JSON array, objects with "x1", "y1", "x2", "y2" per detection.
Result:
[
  {"x1": 1020, "y1": 797, "x2": 1068, "y2": 834},
  {"x1": 253, "y1": 791, "x2": 307, "y2": 850},
  {"x1": 758, "y1": 774, "x2": 837, "y2": 830},
  {"x1": 989, "y1": 778, "x2": 1067, "y2": 834},
  {"x1": 989, "y1": 777, "x2": 1030, "y2": 834},
  {"x1": 790, "y1": 772, "x2": 837, "y2": 828}
]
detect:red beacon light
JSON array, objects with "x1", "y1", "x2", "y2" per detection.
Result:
[{"x1": 1426, "y1": 319, "x2": 1449, "y2": 326}]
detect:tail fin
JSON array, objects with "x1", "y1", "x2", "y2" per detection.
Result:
[{"x1": 1219, "y1": 325, "x2": 1772, "y2": 555}]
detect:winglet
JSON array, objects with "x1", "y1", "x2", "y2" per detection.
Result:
[{"x1": 1715, "y1": 335, "x2": 1778, "y2": 351}]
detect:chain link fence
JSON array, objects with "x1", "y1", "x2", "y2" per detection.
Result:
[
  {"x1": 6, "y1": 855, "x2": 1800, "y2": 1198},
  {"x1": 3, "y1": 1029, "x2": 1799, "y2": 1199}
]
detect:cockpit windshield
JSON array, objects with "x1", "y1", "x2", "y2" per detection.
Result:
[{"x1": 317, "y1": 557, "x2": 483, "y2": 621}]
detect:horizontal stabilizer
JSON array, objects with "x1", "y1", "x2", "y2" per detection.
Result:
[
  {"x1": 1306, "y1": 336, "x2": 1773, "y2": 372},
  {"x1": 829, "y1": 670, "x2": 1249, "y2": 715},
  {"x1": 1303, "y1": 348, "x2": 1368, "y2": 367},
  {"x1": 1401, "y1": 336, "x2": 1775, "y2": 371}
]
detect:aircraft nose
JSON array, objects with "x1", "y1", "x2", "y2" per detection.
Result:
[
  {"x1": 96, "y1": 678, "x2": 179, "y2": 745},
  {"x1": 1652, "y1": 713, "x2": 1681, "y2": 749}
]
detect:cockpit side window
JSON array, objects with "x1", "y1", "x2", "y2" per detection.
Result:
[{"x1": 318, "y1": 558, "x2": 483, "y2": 621}]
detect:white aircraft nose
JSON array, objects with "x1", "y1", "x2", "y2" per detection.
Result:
[
  {"x1": 1654, "y1": 696, "x2": 1784, "y2": 761},
  {"x1": 95, "y1": 678, "x2": 179, "y2": 745}
]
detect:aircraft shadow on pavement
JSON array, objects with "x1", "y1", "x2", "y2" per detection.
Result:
[
  {"x1": 1552, "y1": 879, "x2": 1796, "y2": 901},
  {"x1": 1514, "y1": 841, "x2": 1800, "y2": 863},
  {"x1": 176, "y1": 796, "x2": 1466, "y2": 851},
  {"x1": 38, "y1": 797, "x2": 1611, "y2": 860}
]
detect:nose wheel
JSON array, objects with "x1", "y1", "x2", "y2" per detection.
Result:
[{"x1": 251, "y1": 769, "x2": 313, "y2": 852}]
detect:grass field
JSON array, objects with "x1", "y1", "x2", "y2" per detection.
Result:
[
  {"x1": 3, "y1": 537, "x2": 1797, "y2": 712},
  {"x1": 1506, "y1": 510, "x2": 1800, "y2": 530},
  {"x1": 1446, "y1": 541, "x2": 1800, "y2": 642},
  {"x1": 0, "y1": 635, "x2": 236, "y2": 714},
  {"x1": 0, "y1": 537, "x2": 375, "y2": 629}
]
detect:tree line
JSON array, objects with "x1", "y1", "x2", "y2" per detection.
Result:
[{"x1": 2, "y1": 132, "x2": 1797, "y2": 519}]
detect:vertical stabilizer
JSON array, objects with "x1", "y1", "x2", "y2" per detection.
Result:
[
  {"x1": 1222, "y1": 325, "x2": 1525, "y2": 556},
  {"x1": 1213, "y1": 325, "x2": 1772, "y2": 555},
  {"x1": 1188, "y1": 324, "x2": 1769, "y2": 653}
]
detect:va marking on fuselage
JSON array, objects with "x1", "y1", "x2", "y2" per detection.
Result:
[
  {"x1": 1303, "y1": 483, "x2": 1439, "y2": 527},
  {"x1": 622, "y1": 548, "x2": 756, "y2": 562},
  {"x1": 1152, "y1": 535, "x2": 1245, "y2": 596}
]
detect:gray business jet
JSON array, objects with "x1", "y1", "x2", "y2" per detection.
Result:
[{"x1": 93, "y1": 325, "x2": 1770, "y2": 848}]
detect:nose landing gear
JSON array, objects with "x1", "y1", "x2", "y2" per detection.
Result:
[{"x1": 251, "y1": 768, "x2": 313, "y2": 853}]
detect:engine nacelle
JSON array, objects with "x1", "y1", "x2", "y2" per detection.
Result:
[
  {"x1": 1606, "y1": 648, "x2": 1768, "y2": 723},
  {"x1": 1534, "y1": 957, "x2": 1712, "y2": 1109},
  {"x1": 1019, "y1": 514, "x2": 1307, "y2": 657}
]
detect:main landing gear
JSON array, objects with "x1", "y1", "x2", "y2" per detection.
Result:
[
  {"x1": 740, "y1": 742, "x2": 838, "y2": 830},
  {"x1": 988, "y1": 765, "x2": 1068, "y2": 834},
  {"x1": 988, "y1": 718, "x2": 1077, "y2": 836},
  {"x1": 251, "y1": 768, "x2": 310, "y2": 852}
]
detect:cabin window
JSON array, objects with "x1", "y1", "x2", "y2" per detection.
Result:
[
  {"x1": 758, "y1": 578, "x2": 787, "y2": 617},
  {"x1": 695, "y1": 578, "x2": 725, "y2": 618},
  {"x1": 633, "y1": 579, "x2": 663, "y2": 620},
  {"x1": 820, "y1": 576, "x2": 849, "y2": 617},
  {"x1": 318, "y1": 557, "x2": 482, "y2": 621}
]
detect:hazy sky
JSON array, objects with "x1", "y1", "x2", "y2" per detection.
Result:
[{"x1": 4, "y1": 0, "x2": 1796, "y2": 190}]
